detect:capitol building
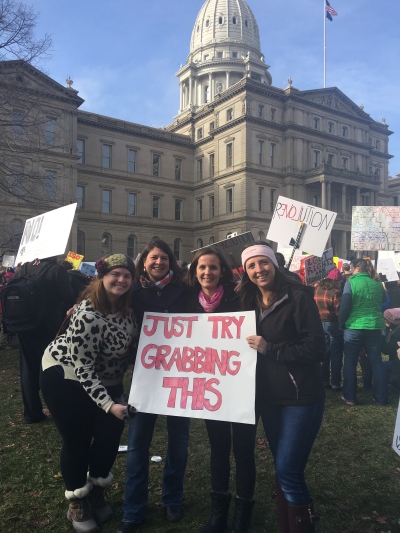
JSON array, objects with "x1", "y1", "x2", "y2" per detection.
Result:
[{"x1": 1, "y1": 0, "x2": 396, "y2": 262}]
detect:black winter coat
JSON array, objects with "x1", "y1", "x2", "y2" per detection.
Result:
[{"x1": 256, "y1": 283, "x2": 326, "y2": 406}]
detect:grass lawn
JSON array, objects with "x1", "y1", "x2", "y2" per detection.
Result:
[{"x1": 0, "y1": 347, "x2": 399, "y2": 533}]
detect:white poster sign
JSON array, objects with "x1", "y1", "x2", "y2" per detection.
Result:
[
  {"x1": 192, "y1": 232, "x2": 254, "y2": 269},
  {"x1": 305, "y1": 248, "x2": 335, "y2": 285},
  {"x1": 129, "y1": 312, "x2": 257, "y2": 424},
  {"x1": 377, "y1": 257, "x2": 399, "y2": 282},
  {"x1": 15, "y1": 204, "x2": 77, "y2": 265},
  {"x1": 2, "y1": 255, "x2": 15, "y2": 268},
  {"x1": 267, "y1": 196, "x2": 337, "y2": 257},
  {"x1": 276, "y1": 245, "x2": 303, "y2": 266},
  {"x1": 392, "y1": 397, "x2": 400, "y2": 457},
  {"x1": 351, "y1": 206, "x2": 400, "y2": 251}
]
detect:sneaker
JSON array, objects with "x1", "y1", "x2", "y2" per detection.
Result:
[{"x1": 340, "y1": 395, "x2": 356, "y2": 406}]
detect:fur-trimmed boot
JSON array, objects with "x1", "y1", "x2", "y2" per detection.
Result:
[
  {"x1": 65, "y1": 482, "x2": 99, "y2": 533},
  {"x1": 231, "y1": 497, "x2": 255, "y2": 533},
  {"x1": 200, "y1": 491, "x2": 232, "y2": 532},
  {"x1": 287, "y1": 501, "x2": 319, "y2": 533},
  {"x1": 272, "y1": 481, "x2": 289, "y2": 533},
  {"x1": 87, "y1": 472, "x2": 113, "y2": 525}
]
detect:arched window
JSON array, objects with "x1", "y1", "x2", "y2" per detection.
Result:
[
  {"x1": 209, "y1": 236, "x2": 215, "y2": 245},
  {"x1": 174, "y1": 238, "x2": 181, "y2": 260},
  {"x1": 232, "y1": 16, "x2": 237, "y2": 24},
  {"x1": 101, "y1": 232, "x2": 112, "y2": 255},
  {"x1": 204, "y1": 85, "x2": 210, "y2": 103},
  {"x1": 197, "y1": 238, "x2": 203, "y2": 249},
  {"x1": 77, "y1": 230, "x2": 85, "y2": 256},
  {"x1": 258, "y1": 231, "x2": 266, "y2": 241},
  {"x1": 127, "y1": 234, "x2": 136, "y2": 258}
]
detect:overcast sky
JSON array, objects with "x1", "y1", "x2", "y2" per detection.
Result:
[{"x1": 33, "y1": 0, "x2": 400, "y2": 176}]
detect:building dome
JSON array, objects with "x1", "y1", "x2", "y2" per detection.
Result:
[{"x1": 190, "y1": 0, "x2": 261, "y2": 56}]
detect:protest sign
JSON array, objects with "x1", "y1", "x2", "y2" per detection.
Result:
[
  {"x1": 66, "y1": 251, "x2": 84, "y2": 270},
  {"x1": 305, "y1": 248, "x2": 335, "y2": 285},
  {"x1": 15, "y1": 204, "x2": 77, "y2": 265},
  {"x1": 289, "y1": 254, "x2": 311, "y2": 273},
  {"x1": 129, "y1": 311, "x2": 257, "y2": 424},
  {"x1": 267, "y1": 196, "x2": 337, "y2": 257},
  {"x1": 192, "y1": 232, "x2": 254, "y2": 270},
  {"x1": 276, "y1": 245, "x2": 303, "y2": 266},
  {"x1": 79, "y1": 262, "x2": 96, "y2": 278},
  {"x1": 2, "y1": 255, "x2": 15, "y2": 268},
  {"x1": 392, "y1": 398, "x2": 400, "y2": 457},
  {"x1": 351, "y1": 206, "x2": 400, "y2": 251},
  {"x1": 377, "y1": 257, "x2": 399, "y2": 282}
]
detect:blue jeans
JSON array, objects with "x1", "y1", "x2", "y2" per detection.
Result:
[
  {"x1": 342, "y1": 329, "x2": 388, "y2": 404},
  {"x1": 322, "y1": 321, "x2": 344, "y2": 387},
  {"x1": 122, "y1": 412, "x2": 190, "y2": 524},
  {"x1": 260, "y1": 401, "x2": 324, "y2": 506}
]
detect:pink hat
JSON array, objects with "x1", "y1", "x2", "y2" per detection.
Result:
[
  {"x1": 327, "y1": 268, "x2": 343, "y2": 281},
  {"x1": 4, "y1": 272, "x2": 13, "y2": 279}
]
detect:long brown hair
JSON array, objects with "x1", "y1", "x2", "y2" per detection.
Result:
[
  {"x1": 135, "y1": 239, "x2": 184, "y2": 285},
  {"x1": 186, "y1": 248, "x2": 233, "y2": 291},
  {"x1": 78, "y1": 279, "x2": 132, "y2": 316},
  {"x1": 351, "y1": 258, "x2": 379, "y2": 281}
]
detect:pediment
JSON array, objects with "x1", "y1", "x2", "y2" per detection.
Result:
[{"x1": 297, "y1": 87, "x2": 371, "y2": 121}]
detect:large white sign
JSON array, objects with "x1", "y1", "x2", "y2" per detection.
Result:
[
  {"x1": 192, "y1": 232, "x2": 254, "y2": 270},
  {"x1": 267, "y1": 196, "x2": 337, "y2": 257},
  {"x1": 15, "y1": 204, "x2": 77, "y2": 265},
  {"x1": 129, "y1": 312, "x2": 257, "y2": 424},
  {"x1": 392, "y1": 397, "x2": 400, "y2": 457},
  {"x1": 351, "y1": 206, "x2": 400, "y2": 251},
  {"x1": 377, "y1": 257, "x2": 399, "y2": 282},
  {"x1": 305, "y1": 248, "x2": 335, "y2": 285}
]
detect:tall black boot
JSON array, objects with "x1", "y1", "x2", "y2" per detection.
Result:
[
  {"x1": 272, "y1": 481, "x2": 289, "y2": 533},
  {"x1": 200, "y1": 492, "x2": 232, "y2": 533},
  {"x1": 231, "y1": 497, "x2": 255, "y2": 533},
  {"x1": 287, "y1": 501, "x2": 319, "y2": 533}
]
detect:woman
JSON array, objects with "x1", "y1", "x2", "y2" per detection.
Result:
[
  {"x1": 240, "y1": 243, "x2": 326, "y2": 533},
  {"x1": 185, "y1": 248, "x2": 257, "y2": 533},
  {"x1": 41, "y1": 254, "x2": 138, "y2": 533},
  {"x1": 338, "y1": 258, "x2": 388, "y2": 406},
  {"x1": 117, "y1": 239, "x2": 190, "y2": 533}
]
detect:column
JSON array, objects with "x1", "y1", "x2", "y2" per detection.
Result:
[
  {"x1": 209, "y1": 72, "x2": 213, "y2": 101},
  {"x1": 370, "y1": 190, "x2": 375, "y2": 205},
  {"x1": 341, "y1": 184, "x2": 346, "y2": 214},
  {"x1": 326, "y1": 181, "x2": 331, "y2": 211},
  {"x1": 341, "y1": 230, "x2": 347, "y2": 258},
  {"x1": 194, "y1": 78, "x2": 198, "y2": 106},
  {"x1": 321, "y1": 180, "x2": 326, "y2": 209},
  {"x1": 179, "y1": 82, "x2": 183, "y2": 111},
  {"x1": 356, "y1": 187, "x2": 361, "y2": 205},
  {"x1": 189, "y1": 76, "x2": 193, "y2": 106},
  {"x1": 226, "y1": 71, "x2": 230, "y2": 89}
]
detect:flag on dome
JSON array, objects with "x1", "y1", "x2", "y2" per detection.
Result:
[{"x1": 326, "y1": 0, "x2": 338, "y2": 21}]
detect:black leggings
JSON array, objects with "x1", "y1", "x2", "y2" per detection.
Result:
[
  {"x1": 41, "y1": 366, "x2": 124, "y2": 491},
  {"x1": 205, "y1": 419, "x2": 257, "y2": 500}
]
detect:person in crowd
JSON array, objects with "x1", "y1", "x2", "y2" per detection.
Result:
[
  {"x1": 60, "y1": 259, "x2": 92, "y2": 305},
  {"x1": 0, "y1": 272, "x2": 7, "y2": 349},
  {"x1": 240, "y1": 242, "x2": 325, "y2": 533},
  {"x1": 381, "y1": 308, "x2": 400, "y2": 392},
  {"x1": 117, "y1": 239, "x2": 191, "y2": 533},
  {"x1": 314, "y1": 268, "x2": 344, "y2": 390},
  {"x1": 338, "y1": 258, "x2": 388, "y2": 406},
  {"x1": 342, "y1": 262, "x2": 352, "y2": 282},
  {"x1": 274, "y1": 252, "x2": 302, "y2": 282},
  {"x1": 12, "y1": 256, "x2": 75, "y2": 423},
  {"x1": 185, "y1": 248, "x2": 257, "y2": 533},
  {"x1": 41, "y1": 254, "x2": 138, "y2": 533}
]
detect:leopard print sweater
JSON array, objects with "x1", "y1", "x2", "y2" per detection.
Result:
[{"x1": 42, "y1": 299, "x2": 138, "y2": 412}]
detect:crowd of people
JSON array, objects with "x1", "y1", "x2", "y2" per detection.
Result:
[{"x1": 0, "y1": 241, "x2": 398, "y2": 533}]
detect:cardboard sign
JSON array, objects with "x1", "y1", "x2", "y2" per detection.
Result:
[
  {"x1": 304, "y1": 248, "x2": 335, "y2": 285},
  {"x1": 66, "y1": 251, "x2": 84, "y2": 270},
  {"x1": 393, "y1": 397, "x2": 400, "y2": 457},
  {"x1": 351, "y1": 206, "x2": 400, "y2": 251},
  {"x1": 129, "y1": 312, "x2": 257, "y2": 424},
  {"x1": 377, "y1": 257, "x2": 399, "y2": 282},
  {"x1": 79, "y1": 262, "x2": 96, "y2": 278},
  {"x1": 192, "y1": 232, "x2": 255, "y2": 270},
  {"x1": 267, "y1": 196, "x2": 337, "y2": 257},
  {"x1": 15, "y1": 204, "x2": 77, "y2": 265},
  {"x1": 288, "y1": 254, "x2": 311, "y2": 273},
  {"x1": 2, "y1": 255, "x2": 15, "y2": 268}
]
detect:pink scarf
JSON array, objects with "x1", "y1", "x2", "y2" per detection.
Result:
[{"x1": 198, "y1": 285, "x2": 224, "y2": 312}]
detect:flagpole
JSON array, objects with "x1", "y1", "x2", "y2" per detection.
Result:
[{"x1": 324, "y1": 0, "x2": 326, "y2": 88}]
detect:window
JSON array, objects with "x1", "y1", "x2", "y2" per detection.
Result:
[
  {"x1": 152, "y1": 154, "x2": 160, "y2": 176},
  {"x1": 232, "y1": 52, "x2": 238, "y2": 58},
  {"x1": 394, "y1": 196, "x2": 399, "y2": 206},
  {"x1": 174, "y1": 239, "x2": 181, "y2": 260},
  {"x1": 218, "y1": 16, "x2": 223, "y2": 24},
  {"x1": 197, "y1": 158, "x2": 203, "y2": 180},
  {"x1": 245, "y1": 20, "x2": 248, "y2": 27},
  {"x1": 101, "y1": 232, "x2": 112, "y2": 255},
  {"x1": 45, "y1": 118, "x2": 55, "y2": 145},
  {"x1": 197, "y1": 128, "x2": 203, "y2": 140},
  {"x1": 270, "y1": 188, "x2": 276, "y2": 212},
  {"x1": 313, "y1": 117, "x2": 319, "y2": 129},
  {"x1": 313, "y1": 195, "x2": 319, "y2": 207},
  {"x1": 204, "y1": 54, "x2": 210, "y2": 61},
  {"x1": 204, "y1": 85, "x2": 210, "y2": 103},
  {"x1": 342, "y1": 157, "x2": 348, "y2": 169},
  {"x1": 227, "y1": 108, "x2": 233, "y2": 121},
  {"x1": 209, "y1": 195, "x2": 215, "y2": 218},
  {"x1": 369, "y1": 166, "x2": 373, "y2": 174},
  {"x1": 209, "y1": 153, "x2": 215, "y2": 177},
  {"x1": 205, "y1": 19, "x2": 210, "y2": 27},
  {"x1": 270, "y1": 143, "x2": 276, "y2": 167},
  {"x1": 102, "y1": 144, "x2": 111, "y2": 168},
  {"x1": 258, "y1": 105, "x2": 264, "y2": 118},
  {"x1": 226, "y1": 143, "x2": 233, "y2": 167},
  {"x1": 258, "y1": 187, "x2": 264, "y2": 211},
  {"x1": 258, "y1": 231, "x2": 266, "y2": 241},
  {"x1": 45, "y1": 171, "x2": 56, "y2": 199},
  {"x1": 13, "y1": 111, "x2": 23, "y2": 138},
  {"x1": 209, "y1": 236, "x2": 215, "y2": 244},
  {"x1": 102, "y1": 189, "x2": 111, "y2": 213},
  {"x1": 128, "y1": 193, "x2": 137, "y2": 216},
  {"x1": 217, "y1": 51, "x2": 223, "y2": 58},
  {"x1": 127, "y1": 234, "x2": 136, "y2": 258},
  {"x1": 258, "y1": 140, "x2": 263, "y2": 164},
  {"x1": 210, "y1": 121, "x2": 215, "y2": 132},
  {"x1": 175, "y1": 199, "x2": 182, "y2": 221},
  {"x1": 152, "y1": 196, "x2": 160, "y2": 218},
  {"x1": 77, "y1": 230, "x2": 85, "y2": 256},
  {"x1": 341, "y1": 126, "x2": 348, "y2": 138},
  {"x1": 197, "y1": 199, "x2": 203, "y2": 221},
  {"x1": 77, "y1": 139, "x2": 85, "y2": 164},
  {"x1": 313, "y1": 150, "x2": 320, "y2": 169},
  {"x1": 376, "y1": 168, "x2": 381, "y2": 178},
  {"x1": 226, "y1": 188, "x2": 233, "y2": 213},
  {"x1": 327, "y1": 154, "x2": 334, "y2": 166},
  {"x1": 175, "y1": 158, "x2": 182, "y2": 180},
  {"x1": 328, "y1": 122, "x2": 334, "y2": 134},
  {"x1": 197, "y1": 238, "x2": 203, "y2": 248},
  {"x1": 270, "y1": 108, "x2": 276, "y2": 121},
  {"x1": 376, "y1": 140, "x2": 380, "y2": 151},
  {"x1": 77, "y1": 186, "x2": 85, "y2": 210},
  {"x1": 128, "y1": 149, "x2": 136, "y2": 172},
  {"x1": 232, "y1": 16, "x2": 237, "y2": 24},
  {"x1": 216, "y1": 82, "x2": 223, "y2": 94}
]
